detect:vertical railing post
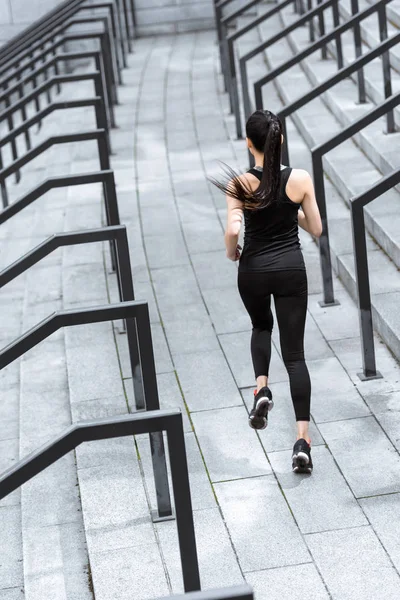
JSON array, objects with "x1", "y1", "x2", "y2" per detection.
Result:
[
  {"x1": 351, "y1": 0, "x2": 366, "y2": 103},
  {"x1": 168, "y1": 414, "x2": 201, "y2": 592},
  {"x1": 135, "y1": 304, "x2": 174, "y2": 522},
  {"x1": 312, "y1": 150, "x2": 339, "y2": 306},
  {"x1": 350, "y1": 200, "x2": 381, "y2": 380},
  {"x1": 104, "y1": 171, "x2": 120, "y2": 271},
  {"x1": 308, "y1": 0, "x2": 315, "y2": 42},
  {"x1": 215, "y1": 2, "x2": 229, "y2": 92},
  {"x1": 228, "y1": 38, "x2": 243, "y2": 138},
  {"x1": 332, "y1": 0, "x2": 343, "y2": 69},
  {"x1": 240, "y1": 58, "x2": 252, "y2": 123},
  {"x1": 52, "y1": 37, "x2": 62, "y2": 94},
  {"x1": 280, "y1": 115, "x2": 290, "y2": 166},
  {"x1": 128, "y1": 0, "x2": 137, "y2": 39},
  {"x1": 317, "y1": 0, "x2": 328, "y2": 59},
  {"x1": 378, "y1": 2, "x2": 395, "y2": 133}
]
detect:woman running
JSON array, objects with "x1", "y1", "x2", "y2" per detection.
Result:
[{"x1": 212, "y1": 110, "x2": 322, "y2": 474}]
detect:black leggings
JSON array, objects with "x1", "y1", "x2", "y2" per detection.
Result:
[{"x1": 238, "y1": 269, "x2": 311, "y2": 422}]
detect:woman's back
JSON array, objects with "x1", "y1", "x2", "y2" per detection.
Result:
[{"x1": 239, "y1": 166, "x2": 306, "y2": 272}]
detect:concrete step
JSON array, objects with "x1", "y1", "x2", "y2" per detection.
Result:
[{"x1": 0, "y1": 43, "x2": 175, "y2": 600}]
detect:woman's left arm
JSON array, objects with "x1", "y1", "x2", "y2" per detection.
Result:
[{"x1": 225, "y1": 192, "x2": 243, "y2": 261}]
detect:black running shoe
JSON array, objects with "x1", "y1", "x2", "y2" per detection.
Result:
[
  {"x1": 249, "y1": 386, "x2": 274, "y2": 430},
  {"x1": 292, "y1": 438, "x2": 313, "y2": 474}
]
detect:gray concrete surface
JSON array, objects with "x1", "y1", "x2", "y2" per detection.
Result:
[{"x1": 1, "y1": 15, "x2": 400, "y2": 600}]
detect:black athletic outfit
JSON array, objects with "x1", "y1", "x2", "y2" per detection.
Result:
[{"x1": 237, "y1": 166, "x2": 311, "y2": 422}]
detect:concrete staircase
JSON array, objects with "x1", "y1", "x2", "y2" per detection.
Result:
[
  {"x1": 233, "y1": 0, "x2": 400, "y2": 361},
  {"x1": 0, "y1": 44, "x2": 172, "y2": 600}
]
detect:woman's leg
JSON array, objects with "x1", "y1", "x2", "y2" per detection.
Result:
[
  {"x1": 238, "y1": 271, "x2": 273, "y2": 388},
  {"x1": 273, "y1": 270, "x2": 311, "y2": 442}
]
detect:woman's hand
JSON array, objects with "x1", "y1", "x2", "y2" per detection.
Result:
[{"x1": 228, "y1": 244, "x2": 242, "y2": 261}]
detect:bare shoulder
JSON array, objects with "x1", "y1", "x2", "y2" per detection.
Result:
[
  {"x1": 288, "y1": 168, "x2": 312, "y2": 184},
  {"x1": 286, "y1": 168, "x2": 313, "y2": 203}
]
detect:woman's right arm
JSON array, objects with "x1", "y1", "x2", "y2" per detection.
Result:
[{"x1": 297, "y1": 170, "x2": 322, "y2": 238}]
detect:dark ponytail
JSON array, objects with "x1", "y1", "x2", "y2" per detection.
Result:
[{"x1": 209, "y1": 110, "x2": 282, "y2": 210}]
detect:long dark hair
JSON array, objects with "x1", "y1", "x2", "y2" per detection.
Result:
[{"x1": 210, "y1": 110, "x2": 282, "y2": 210}]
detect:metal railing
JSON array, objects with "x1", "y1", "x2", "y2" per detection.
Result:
[
  {"x1": 0, "y1": 0, "x2": 133, "y2": 65},
  {"x1": 0, "y1": 408, "x2": 200, "y2": 591},
  {"x1": 275, "y1": 32, "x2": 400, "y2": 165},
  {"x1": 312, "y1": 91, "x2": 400, "y2": 307},
  {"x1": 0, "y1": 6, "x2": 122, "y2": 78},
  {"x1": 350, "y1": 169, "x2": 400, "y2": 381},
  {"x1": 0, "y1": 300, "x2": 174, "y2": 521},
  {"x1": 0, "y1": 50, "x2": 111, "y2": 143},
  {"x1": 158, "y1": 585, "x2": 254, "y2": 600},
  {"x1": 242, "y1": 0, "x2": 388, "y2": 135},
  {"x1": 221, "y1": 0, "x2": 296, "y2": 136},
  {"x1": 0, "y1": 74, "x2": 110, "y2": 189},
  {"x1": 0, "y1": 169, "x2": 119, "y2": 226},
  {"x1": 223, "y1": 0, "x2": 343, "y2": 137},
  {"x1": 252, "y1": 0, "x2": 395, "y2": 134},
  {"x1": 0, "y1": 35, "x2": 117, "y2": 127},
  {"x1": 0, "y1": 129, "x2": 110, "y2": 208},
  {"x1": 0, "y1": 169, "x2": 120, "y2": 270},
  {"x1": 214, "y1": 0, "x2": 265, "y2": 94},
  {"x1": 0, "y1": 12, "x2": 121, "y2": 114}
]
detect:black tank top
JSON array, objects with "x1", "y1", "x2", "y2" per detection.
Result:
[{"x1": 238, "y1": 166, "x2": 306, "y2": 272}]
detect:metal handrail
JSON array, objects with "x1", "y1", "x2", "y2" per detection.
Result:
[
  {"x1": 0, "y1": 35, "x2": 116, "y2": 129},
  {"x1": 0, "y1": 0, "x2": 85, "y2": 61},
  {"x1": 350, "y1": 169, "x2": 400, "y2": 381},
  {"x1": 222, "y1": 0, "x2": 294, "y2": 128},
  {"x1": 0, "y1": 4, "x2": 120, "y2": 81},
  {"x1": 0, "y1": 16, "x2": 119, "y2": 107},
  {"x1": 0, "y1": 169, "x2": 119, "y2": 225},
  {"x1": 251, "y1": 0, "x2": 395, "y2": 131},
  {"x1": 274, "y1": 32, "x2": 400, "y2": 165},
  {"x1": 214, "y1": 0, "x2": 265, "y2": 93},
  {"x1": 0, "y1": 0, "x2": 135, "y2": 63},
  {"x1": 226, "y1": 0, "x2": 341, "y2": 138},
  {"x1": 0, "y1": 408, "x2": 198, "y2": 590},
  {"x1": 0, "y1": 224, "x2": 141, "y2": 400},
  {"x1": 0, "y1": 129, "x2": 110, "y2": 208},
  {"x1": 0, "y1": 69, "x2": 110, "y2": 176},
  {"x1": 158, "y1": 586, "x2": 253, "y2": 600},
  {"x1": 0, "y1": 224, "x2": 130, "y2": 301},
  {"x1": 0, "y1": 300, "x2": 174, "y2": 521},
  {"x1": 1, "y1": 97, "x2": 109, "y2": 160},
  {"x1": 312, "y1": 91, "x2": 400, "y2": 307}
]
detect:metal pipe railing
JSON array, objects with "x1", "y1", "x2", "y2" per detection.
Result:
[
  {"x1": 227, "y1": 0, "x2": 339, "y2": 138},
  {"x1": 0, "y1": 35, "x2": 116, "y2": 130},
  {"x1": 0, "y1": 0, "x2": 131, "y2": 71},
  {"x1": 0, "y1": 67, "x2": 110, "y2": 176},
  {"x1": 0, "y1": 301, "x2": 174, "y2": 522},
  {"x1": 275, "y1": 32, "x2": 400, "y2": 165},
  {"x1": 250, "y1": 0, "x2": 395, "y2": 127},
  {"x1": 0, "y1": 129, "x2": 110, "y2": 209},
  {"x1": 312, "y1": 91, "x2": 400, "y2": 307},
  {"x1": 0, "y1": 224, "x2": 129, "y2": 307},
  {"x1": 350, "y1": 169, "x2": 400, "y2": 381},
  {"x1": 0, "y1": 408, "x2": 196, "y2": 586},
  {"x1": 0, "y1": 224, "x2": 142, "y2": 399},
  {"x1": 0, "y1": 170, "x2": 119, "y2": 226},
  {"x1": 0, "y1": 16, "x2": 119, "y2": 108},
  {"x1": 218, "y1": 0, "x2": 266, "y2": 96}
]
